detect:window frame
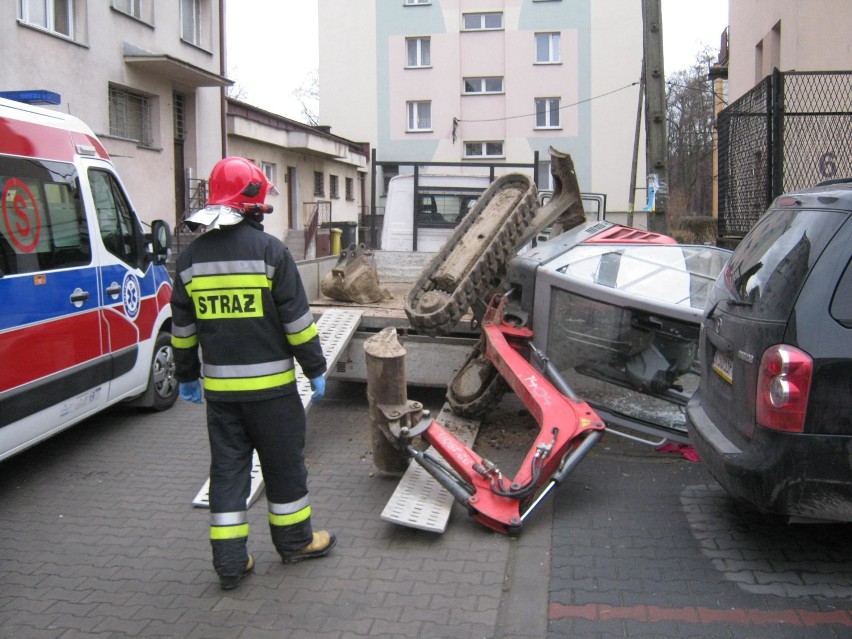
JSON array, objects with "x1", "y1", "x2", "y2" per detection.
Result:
[
  {"x1": 112, "y1": 0, "x2": 140, "y2": 19},
  {"x1": 180, "y1": 0, "x2": 210, "y2": 49},
  {"x1": 108, "y1": 85, "x2": 154, "y2": 148},
  {"x1": 535, "y1": 97, "x2": 561, "y2": 129},
  {"x1": 463, "y1": 77, "x2": 504, "y2": 95},
  {"x1": 20, "y1": 0, "x2": 75, "y2": 39},
  {"x1": 462, "y1": 12, "x2": 504, "y2": 31},
  {"x1": 535, "y1": 32, "x2": 561, "y2": 64},
  {"x1": 314, "y1": 171, "x2": 325, "y2": 197},
  {"x1": 261, "y1": 161, "x2": 276, "y2": 187},
  {"x1": 329, "y1": 175, "x2": 340, "y2": 199},
  {"x1": 345, "y1": 177, "x2": 355, "y2": 201},
  {"x1": 406, "y1": 100, "x2": 432, "y2": 132},
  {"x1": 405, "y1": 36, "x2": 431, "y2": 68},
  {"x1": 463, "y1": 141, "x2": 505, "y2": 159}
]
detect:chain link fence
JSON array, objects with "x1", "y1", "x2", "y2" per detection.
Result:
[{"x1": 717, "y1": 70, "x2": 852, "y2": 244}]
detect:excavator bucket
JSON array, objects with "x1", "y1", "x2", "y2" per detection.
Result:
[
  {"x1": 321, "y1": 243, "x2": 389, "y2": 304},
  {"x1": 516, "y1": 146, "x2": 586, "y2": 248}
]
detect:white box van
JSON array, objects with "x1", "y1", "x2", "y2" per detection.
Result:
[
  {"x1": 379, "y1": 173, "x2": 607, "y2": 252},
  {"x1": 0, "y1": 97, "x2": 176, "y2": 461}
]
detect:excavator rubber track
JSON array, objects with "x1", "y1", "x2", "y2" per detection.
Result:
[{"x1": 404, "y1": 173, "x2": 538, "y2": 336}]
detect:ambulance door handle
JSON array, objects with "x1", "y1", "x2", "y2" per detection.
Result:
[
  {"x1": 106, "y1": 282, "x2": 122, "y2": 297},
  {"x1": 70, "y1": 287, "x2": 90, "y2": 308}
]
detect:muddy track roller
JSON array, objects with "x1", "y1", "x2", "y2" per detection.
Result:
[{"x1": 404, "y1": 173, "x2": 538, "y2": 337}]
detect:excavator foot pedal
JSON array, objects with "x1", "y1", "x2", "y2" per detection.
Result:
[{"x1": 380, "y1": 404, "x2": 479, "y2": 533}]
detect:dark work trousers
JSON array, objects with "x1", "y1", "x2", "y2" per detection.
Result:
[{"x1": 206, "y1": 393, "x2": 314, "y2": 576}]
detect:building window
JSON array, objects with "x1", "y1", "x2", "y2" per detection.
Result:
[
  {"x1": 109, "y1": 86, "x2": 153, "y2": 147},
  {"x1": 314, "y1": 171, "x2": 324, "y2": 197},
  {"x1": 345, "y1": 177, "x2": 354, "y2": 201},
  {"x1": 464, "y1": 141, "x2": 504, "y2": 159},
  {"x1": 330, "y1": 175, "x2": 340, "y2": 199},
  {"x1": 535, "y1": 32, "x2": 561, "y2": 63},
  {"x1": 406, "y1": 37, "x2": 431, "y2": 68},
  {"x1": 20, "y1": 0, "x2": 74, "y2": 38},
  {"x1": 462, "y1": 12, "x2": 503, "y2": 31},
  {"x1": 173, "y1": 92, "x2": 186, "y2": 141},
  {"x1": 112, "y1": 0, "x2": 140, "y2": 18},
  {"x1": 463, "y1": 77, "x2": 504, "y2": 95},
  {"x1": 535, "y1": 98, "x2": 561, "y2": 128},
  {"x1": 261, "y1": 162, "x2": 276, "y2": 187},
  {"x1": 407, "y1": 101, "x2": 432, "y2": 131},
  {"x1": 180, "y1": 0, "x2": 209, "y2": 48}
]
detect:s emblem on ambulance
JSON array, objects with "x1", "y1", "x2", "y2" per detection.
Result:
[{"x1": 122, "y1": 272, "x2": 141, "y2": 319}]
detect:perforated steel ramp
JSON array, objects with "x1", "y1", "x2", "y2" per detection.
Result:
[
  {"x1": 192, "y1": 309, "x2": 363, "y2": 508},
  {"x1": 381, "y1": 405, "x2": 479, "y2": 533}
]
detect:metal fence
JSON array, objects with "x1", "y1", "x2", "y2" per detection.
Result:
[{"x1": 717, "y1": 70, "x2": 852, "y2": 243}]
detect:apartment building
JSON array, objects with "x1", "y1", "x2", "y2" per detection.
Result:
[
  {"x1": 318, "y1": 0, "x2": 644, "y2": 215},
  {"x1": 1, "y1": 0, "x2": 229, "y2": 230}
]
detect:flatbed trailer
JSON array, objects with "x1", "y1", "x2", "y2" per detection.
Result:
[{"x1": 300, "y1": 251, "x2": 479, "y2": 388}]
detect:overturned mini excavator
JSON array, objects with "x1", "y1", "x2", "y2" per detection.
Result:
[{"x1": 379, "y1": 147, "x2": 730, "y2": 534}]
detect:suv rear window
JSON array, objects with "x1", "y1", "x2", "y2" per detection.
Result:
[
  {"x1": 831, "y1": 257, "x2": 852, "y2": 327},
  {"x1": 717, "y1": 208, "x2": 847, "y2": 320}
]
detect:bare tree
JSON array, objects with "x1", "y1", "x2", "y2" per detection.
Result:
[
  {"x1": 227, "y1": 65, "x2": 249, "y2": 101},
  {"x1": 293, "y1": 69, "x2": 319, "y2": 126},
  {"x1": 666, "y1": 48, "x2": 718, "y2": 227}
]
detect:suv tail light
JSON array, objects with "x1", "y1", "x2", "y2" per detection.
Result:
[{"x1": 756, "y1": 345, "x2": 813, "y2": 432}]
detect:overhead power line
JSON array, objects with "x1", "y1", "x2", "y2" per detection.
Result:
[{"x1": 456, "y1": 79, "x2": 641, "y2": 124}]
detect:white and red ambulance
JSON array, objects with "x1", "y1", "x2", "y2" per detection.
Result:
[{"x1": 0, "y1": 97, "x2": 176, "y2": 461}]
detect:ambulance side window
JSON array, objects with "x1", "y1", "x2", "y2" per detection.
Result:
[
  {"x1": 89, "y1": 169, "x2": 144, "y2": 269},
  {"x1": 0, "y1": 158, "x2": 91, "y2": 276}
]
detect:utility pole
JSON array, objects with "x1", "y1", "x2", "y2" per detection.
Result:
[{"x1": 642, "y1": 0, "x2": 669, "y2": 234}]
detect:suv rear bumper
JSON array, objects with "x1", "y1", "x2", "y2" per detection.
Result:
[{"x1": 686, "y1": 397, "x2": 852, "y2": 523}]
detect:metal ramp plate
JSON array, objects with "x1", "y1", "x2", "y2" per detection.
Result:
[
  {"x1": 381, "y1": 405, "x2": 479, "y2": 533},
  {"x1": 193, "y1": 309, "x2": 363, "y2": 508}
]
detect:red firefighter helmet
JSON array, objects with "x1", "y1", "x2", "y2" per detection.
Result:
[
  {"x1": 185, "y1": 157, "x2": 277, "y2": 229},
  {"x1": 207, "y1": 157, "x2": 274, "y2": 209}
]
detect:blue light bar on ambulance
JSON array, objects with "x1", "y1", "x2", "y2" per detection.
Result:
[{"x1": 0, "y1": 90, "x2": 61, "y2": 105}]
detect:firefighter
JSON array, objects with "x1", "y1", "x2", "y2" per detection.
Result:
[{"x1": 171, "y1": 157, "x2": 336, "y2": 590}]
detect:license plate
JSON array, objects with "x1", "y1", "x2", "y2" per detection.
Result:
[{"x1": 712, "y1": 350, "x2": 734, "y2": 384}]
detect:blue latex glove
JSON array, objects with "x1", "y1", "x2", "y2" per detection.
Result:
[
  {"x1": 179, "y1": 380, "x2": 203, "y2": 404},
  {"x1": 310, "y1": 375, "x2": 326, "y2": 401}
]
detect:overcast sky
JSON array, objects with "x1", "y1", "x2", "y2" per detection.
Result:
[{"x1": 226, "y1": 0, "x2": 728, "y2": 123}]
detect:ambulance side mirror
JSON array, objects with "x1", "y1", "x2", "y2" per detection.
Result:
[{"x1": 149, "y1": 219, "x2": 172, "y2": 265}]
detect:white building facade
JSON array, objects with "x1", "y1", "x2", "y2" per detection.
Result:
[
  {"x1": 318, "y1": 0, "x2": 645, "y2": 215},
  {"x1": 1, "y1": 0, "x2": 230, "y2": 230},
  {"x1": 225, "y1": 99, "x2": 369, "y2": 256}
]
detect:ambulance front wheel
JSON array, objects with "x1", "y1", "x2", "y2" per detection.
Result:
[{"x1": 148, "y1": 331, "x2": 179, "y2": 410}]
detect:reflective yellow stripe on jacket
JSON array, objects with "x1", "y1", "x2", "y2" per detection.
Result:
[{"x1": 202, "y1": 359, "x2": 296, "y2": 392}]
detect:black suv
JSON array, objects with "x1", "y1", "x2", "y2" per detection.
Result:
[{"x1": 687, "y1": 182, "x2": 852, "y2": 522}]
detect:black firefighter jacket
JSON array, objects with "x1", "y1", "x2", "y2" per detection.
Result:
[{"x1": 170, "y1": 218, "x2": 326, "y2": 402}]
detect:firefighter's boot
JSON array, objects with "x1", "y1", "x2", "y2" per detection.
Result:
[
  {"x1": 219, "y1": 554, "x2": 254, "y2": 591},
  {"x1": 279, "y1": 530, "x2": 337, "y2": 564}
]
